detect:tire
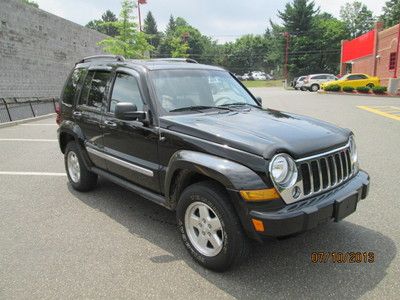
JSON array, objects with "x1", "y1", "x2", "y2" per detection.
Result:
[
  {"x1": 367, "y1": 83, "x2": 374, "y2": 88},
  {"x1": 294, "y1": 87, "x2": 299, "y2": 90},
  {"x1": 64, "y1": 141, "x2": 97, "y2": 192},
  {"x1": 310, "y1": 84, "x2": 319, "y2": 92},
  {"x1": 176, "y1": 181, "x2": 249, "y2": 272}
]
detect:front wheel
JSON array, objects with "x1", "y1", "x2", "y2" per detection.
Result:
[
  {"x1": 65, "y1": 141, "x2": 97, "y2": 192},
  {"x1": 310, "y1": 84, "x2": 320, "y2": 92},
  {"x1": 176, "y1": 181, "x2": 249, "y2": 272},
  {"x1": 367, "y1": 83, "x2": 374, "y2": 88}
]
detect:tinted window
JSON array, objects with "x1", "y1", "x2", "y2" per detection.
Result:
[
  {"x1": 78, "y1": 71, "x2": 94, "y2": 105},
  {"x1": 358, "y1": 74, "x2": 367, "y2": 79},
  {"x1": 62, "y1": 68, "x2": 85, "y2": 105},
  {"x1": 87, "y1": 71, "x2": 111, "y2": 109},
  {"x1": 110, "y1": 73, "x2": 144, "y2": 113},
  {"x1": 312, "y1": 75, "x2": 326, "y2": 80},
  {"x1": 347, "y1": 75, "x2": 358, "y2": 80}
]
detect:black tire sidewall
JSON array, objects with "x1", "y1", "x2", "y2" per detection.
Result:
[{"x1": 176, "y1": 182, "x2": 244, "y2": 271}]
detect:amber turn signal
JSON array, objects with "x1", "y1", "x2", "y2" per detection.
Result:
[
  {"x1": 252, "y1": 219, "x2": 265, "y2": 232},
  {"x1": 239, "y1": 188, "x2": 279, "y2": 201}
]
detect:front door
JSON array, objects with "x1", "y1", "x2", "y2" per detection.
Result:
[
  {"x1": 74, "y1": 68, "x2": 112, "y2": 170},
  {"x1": 102, "y1": 68, "x2": 160, "y2": 193}
]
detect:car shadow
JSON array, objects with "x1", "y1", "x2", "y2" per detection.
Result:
[{"x1": 68, "y1": 178, "x2": 396, "y2": 299}]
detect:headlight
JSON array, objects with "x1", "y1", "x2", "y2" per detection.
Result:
[
  {"x1": 349, "y1": 136, "x2": 358, "y2": 164},
  {"x1": 269, "y1": 154, "x2": 298, "y2": 188}
]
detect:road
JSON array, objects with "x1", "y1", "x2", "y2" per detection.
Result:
[{"x1": 0, "y1": 88, "x2": 399, "y2": 299}]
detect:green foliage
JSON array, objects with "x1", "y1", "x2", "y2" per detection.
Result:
[
  {"x1": 98, "y1": 0, "x2": 153, "y2": 58},
  {"x1": 372, "y1": 86, "x2": 387, "y2": 94},
  {"x1": 143, "y1": 11, "x2": 162, "y2": 49},
  {"x1": 339, "y1": 1, "x2": 375, "y2": 38},
  {"x1": 356, "y1": 86, "x2": 371, "y2": 93},
  {"x1": 342, "y1": 86, "x2": 354, "y2": 92},
  {"x1": 21, "y1": 0, "x2": 38, "y2": 8},
  {"x1": 86, "y1": 10, "x2": 118, "y2": 37},
  {"x1": 324, "y1": 84, "x2": 341, "y2": 92},
  {"x1": 380, "y1": 0, "x2": 400, "y2": 28},
  {"x1": 278, "y1": 0, "x2": 319, "y2": 33},
  {"x1": 169, "y1": 37, "x2": 189, "y2": 58}
]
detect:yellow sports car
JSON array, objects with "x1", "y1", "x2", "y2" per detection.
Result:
[{"x1": 321, "y1": 73, "x2": 380, "y2": 90}]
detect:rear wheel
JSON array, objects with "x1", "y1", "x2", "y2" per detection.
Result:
[
  {"x1": 367, "y1": 83, "x2": 374, "y2": 88},
  {"x1": 310, "y1": 84, "x2": 320, "y2": 92},
  {"x1": 176, "y1": 181, "x2": 249, "y2": 272},
  {"x1": 65, "y1": 142, "x2": 97, "y2": 191}
]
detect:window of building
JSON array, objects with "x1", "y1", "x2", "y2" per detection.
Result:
[
  {"x1": 110, "y1": 73, "x2": 144, "y2": 113},
  {"x1": 389, "y1": 52, "x2": 397, "y2": 70}
]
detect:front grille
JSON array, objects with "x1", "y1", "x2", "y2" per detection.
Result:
[{"x1": 298, "y1": 147, "x2": 354, "y2": 197}]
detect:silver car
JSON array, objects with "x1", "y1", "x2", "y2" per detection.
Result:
[
  {"x1": 302, "y1": 74, "x2": 337, "y2": 92},
  {"x1": 294, "y1": 76, "x2": 306, "y2": 90}
]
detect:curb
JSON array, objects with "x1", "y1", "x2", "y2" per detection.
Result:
[
  {"x1": 0, "y1": 113, "x2": 56, "y2": 129},
  {"x1": 318, "y1": 91, "x2": 400, "y2": 98}
]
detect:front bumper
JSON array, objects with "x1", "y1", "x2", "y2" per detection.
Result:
[{"x1": 244, "y1": 170, "x2": 369, "y2": 238}]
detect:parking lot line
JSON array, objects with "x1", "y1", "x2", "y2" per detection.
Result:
[
  {"x1": 357, "y1": 106, "x2": 400, "y2": 121},
  {"x1": 19, "y1": 124, "x2": 57, "y2": 126},
  {"x1": 0, "y1": 171, "x2": 66, "y2": 176},
  {"x1": 0, "y1": 138, "x2": 57, "y2": 142}
]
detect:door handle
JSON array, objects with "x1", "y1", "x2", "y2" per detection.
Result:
[
  {"x1": 73, "y1": 111, "x2": 82, "y2": 118},
  {"x1": 104, "y1": 120, "x2": 117, "y2": 128}
]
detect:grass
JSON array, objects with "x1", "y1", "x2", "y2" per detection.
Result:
[{"x1": 241, "y1": 80, "x2": 282, "y2": 88}]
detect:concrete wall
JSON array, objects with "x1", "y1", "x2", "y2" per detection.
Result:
[{"x1": 0, "y1": 0, "x2": 107, "y2": 98}]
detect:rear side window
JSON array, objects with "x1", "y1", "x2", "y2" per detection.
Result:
[
  {"x1": 61, "y1": 68, "x2": 86, "y2": 105},
  {"x1": 78, "y1": 70, "x2": 111, "y2": 109},
  {"x1": 110, "y1": 73, "x2": 144, "y2": 113}
]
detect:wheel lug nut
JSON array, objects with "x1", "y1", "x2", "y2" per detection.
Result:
[
  {"x1": 208, "y1": 232, "x2": 211, "y2": 236},
  {"x1": 199, "y1": 223, "x2": 202, "y2": 227},
  {"x1": 202, "y1": 231, "x2": 205, "y2": 235},
  {"x1": 208, "y1": 224, "x2": 211, "y2": 229}
]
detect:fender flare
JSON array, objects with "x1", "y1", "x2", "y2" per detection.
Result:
[{"x1": 164, "y1": 150, "x2": 268, "y2": 200}]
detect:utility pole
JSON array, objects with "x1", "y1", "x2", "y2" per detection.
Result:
[
  {"x1": 137, "y1": 0, "x2": 147, "y2": 32},
  {"x1": 283, "y1": 32, "x2": 290, "y2": 83}
]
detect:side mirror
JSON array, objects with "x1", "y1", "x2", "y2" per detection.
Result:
[
  {"x1": 255, "y1": 96, "x2": 262, "y2": 106},
  {"x1": 114, "y1": 102, "x2": 146, "y2": 121}
]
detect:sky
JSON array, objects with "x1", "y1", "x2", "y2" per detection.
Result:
[{"x1": 35, "y1": 0, "x2": 386, "y2": 43}]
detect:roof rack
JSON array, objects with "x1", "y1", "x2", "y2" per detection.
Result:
[
  {"x1": 77, "y1": 55, "x2": 125, "y2": 64},
  {"x1": 150, "y1": 58, "x2": 199, "y2": 64}
]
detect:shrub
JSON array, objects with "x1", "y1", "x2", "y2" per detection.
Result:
[
  {"x1": 372, "y1": 86, "x2": 387, "y2": 94},
  {"x1": 356, "y1": 86, "x2": 370, "y2": 93},
  {"x1": 342, "y1": 86, "x2": 354, "y2": 93},
  {"x1": 324, "y1": 84, "x2": 341, "y2": 92}
]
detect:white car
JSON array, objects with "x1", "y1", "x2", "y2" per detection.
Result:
[
  {"x1": 302, "y1": 74, "x2": 337, "y2": 92},
  {"x1": 252, "y1": 73, "x2": 267, "y2": 80},
  {"x1": 294, "y1": 76, "x2": 306, "y2": 90},
  {"x1": 242, "y1": 73, "x2": 250, "y2": 80}
]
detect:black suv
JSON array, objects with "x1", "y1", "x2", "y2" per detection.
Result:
[{"x1": 57, "y1": 55, "x2": 370, "y2": 271}]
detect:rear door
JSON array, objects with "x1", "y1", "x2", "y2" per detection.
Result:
[
  {"x1": 102, "y1": 68, "x2": 161, "y2": 193},
  {"x1": 73, "y1": 68, "x2": 112, "y2": 170}
]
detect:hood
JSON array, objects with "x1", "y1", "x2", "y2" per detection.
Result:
[{"x1": 160, "y1": 108, "x2": 351, "y2": 159}]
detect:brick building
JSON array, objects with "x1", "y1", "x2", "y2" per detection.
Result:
[{"x1": 340, "y1": 22, "x2": 400, "y2": 87}]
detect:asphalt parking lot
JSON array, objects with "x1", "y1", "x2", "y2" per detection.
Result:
[{"x1": 0, "y1": 87, "x2": 399, "y2": 299}]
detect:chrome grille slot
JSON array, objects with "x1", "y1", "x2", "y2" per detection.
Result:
[{"x1": 298, "y1": 145, "x2": 354, "y2": 200}]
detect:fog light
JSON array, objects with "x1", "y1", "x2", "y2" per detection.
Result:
[{"x1": 252, "y1": 219, "x2": 265, "y2": 232}]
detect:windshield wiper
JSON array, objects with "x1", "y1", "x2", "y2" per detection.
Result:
[
  {"x1": 170, "y1": 105, "x2": 231, "y2": 112},
  {"x1": 219, "y1": 102, "x2": 259, "y2": 108}
]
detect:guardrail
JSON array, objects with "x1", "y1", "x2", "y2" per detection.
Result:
[{"x1": 0, "y1": 97, "x2": 58, "y2": 124}]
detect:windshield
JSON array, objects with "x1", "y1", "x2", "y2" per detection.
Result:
[{"x1": 150, "y1": 69, "x2": 258, "y2": 113}]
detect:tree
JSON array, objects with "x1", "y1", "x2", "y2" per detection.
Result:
[
  {"x1": 21, "y1": 0, "x2": 38, "y2": 8},
  {"x1": 339, "y1": 1, "x2": 375, "y2": 38},
  {"x1": 380, "y1": 0, "x2": 400, "y2": 28},
  {"x1": 86, "y1": 10, "x2": 118, "y2": 37},
  {"x1": 166, "y1": 15, "x2": 177, "y2": 35},
  {"x1": 278, "y1": 0, "x2": 319, "y2": 33},
  {"x1": 98, "y1": 0, "x2": 153, "y2": 58},
  {"x1": 143, "y1": 11, "x2": 161, "y2": 49}
]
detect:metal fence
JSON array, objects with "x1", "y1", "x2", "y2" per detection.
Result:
[{"x1": 0, "y1": 97, "x2": 58, "y2": 124}]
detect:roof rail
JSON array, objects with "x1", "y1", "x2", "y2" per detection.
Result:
[
  {"x1": 150, "y1": 58, "x2": 199, "y2": 64},
  {"x1": 77, "y1": 55, "x2": 125, "y2": 64}
]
